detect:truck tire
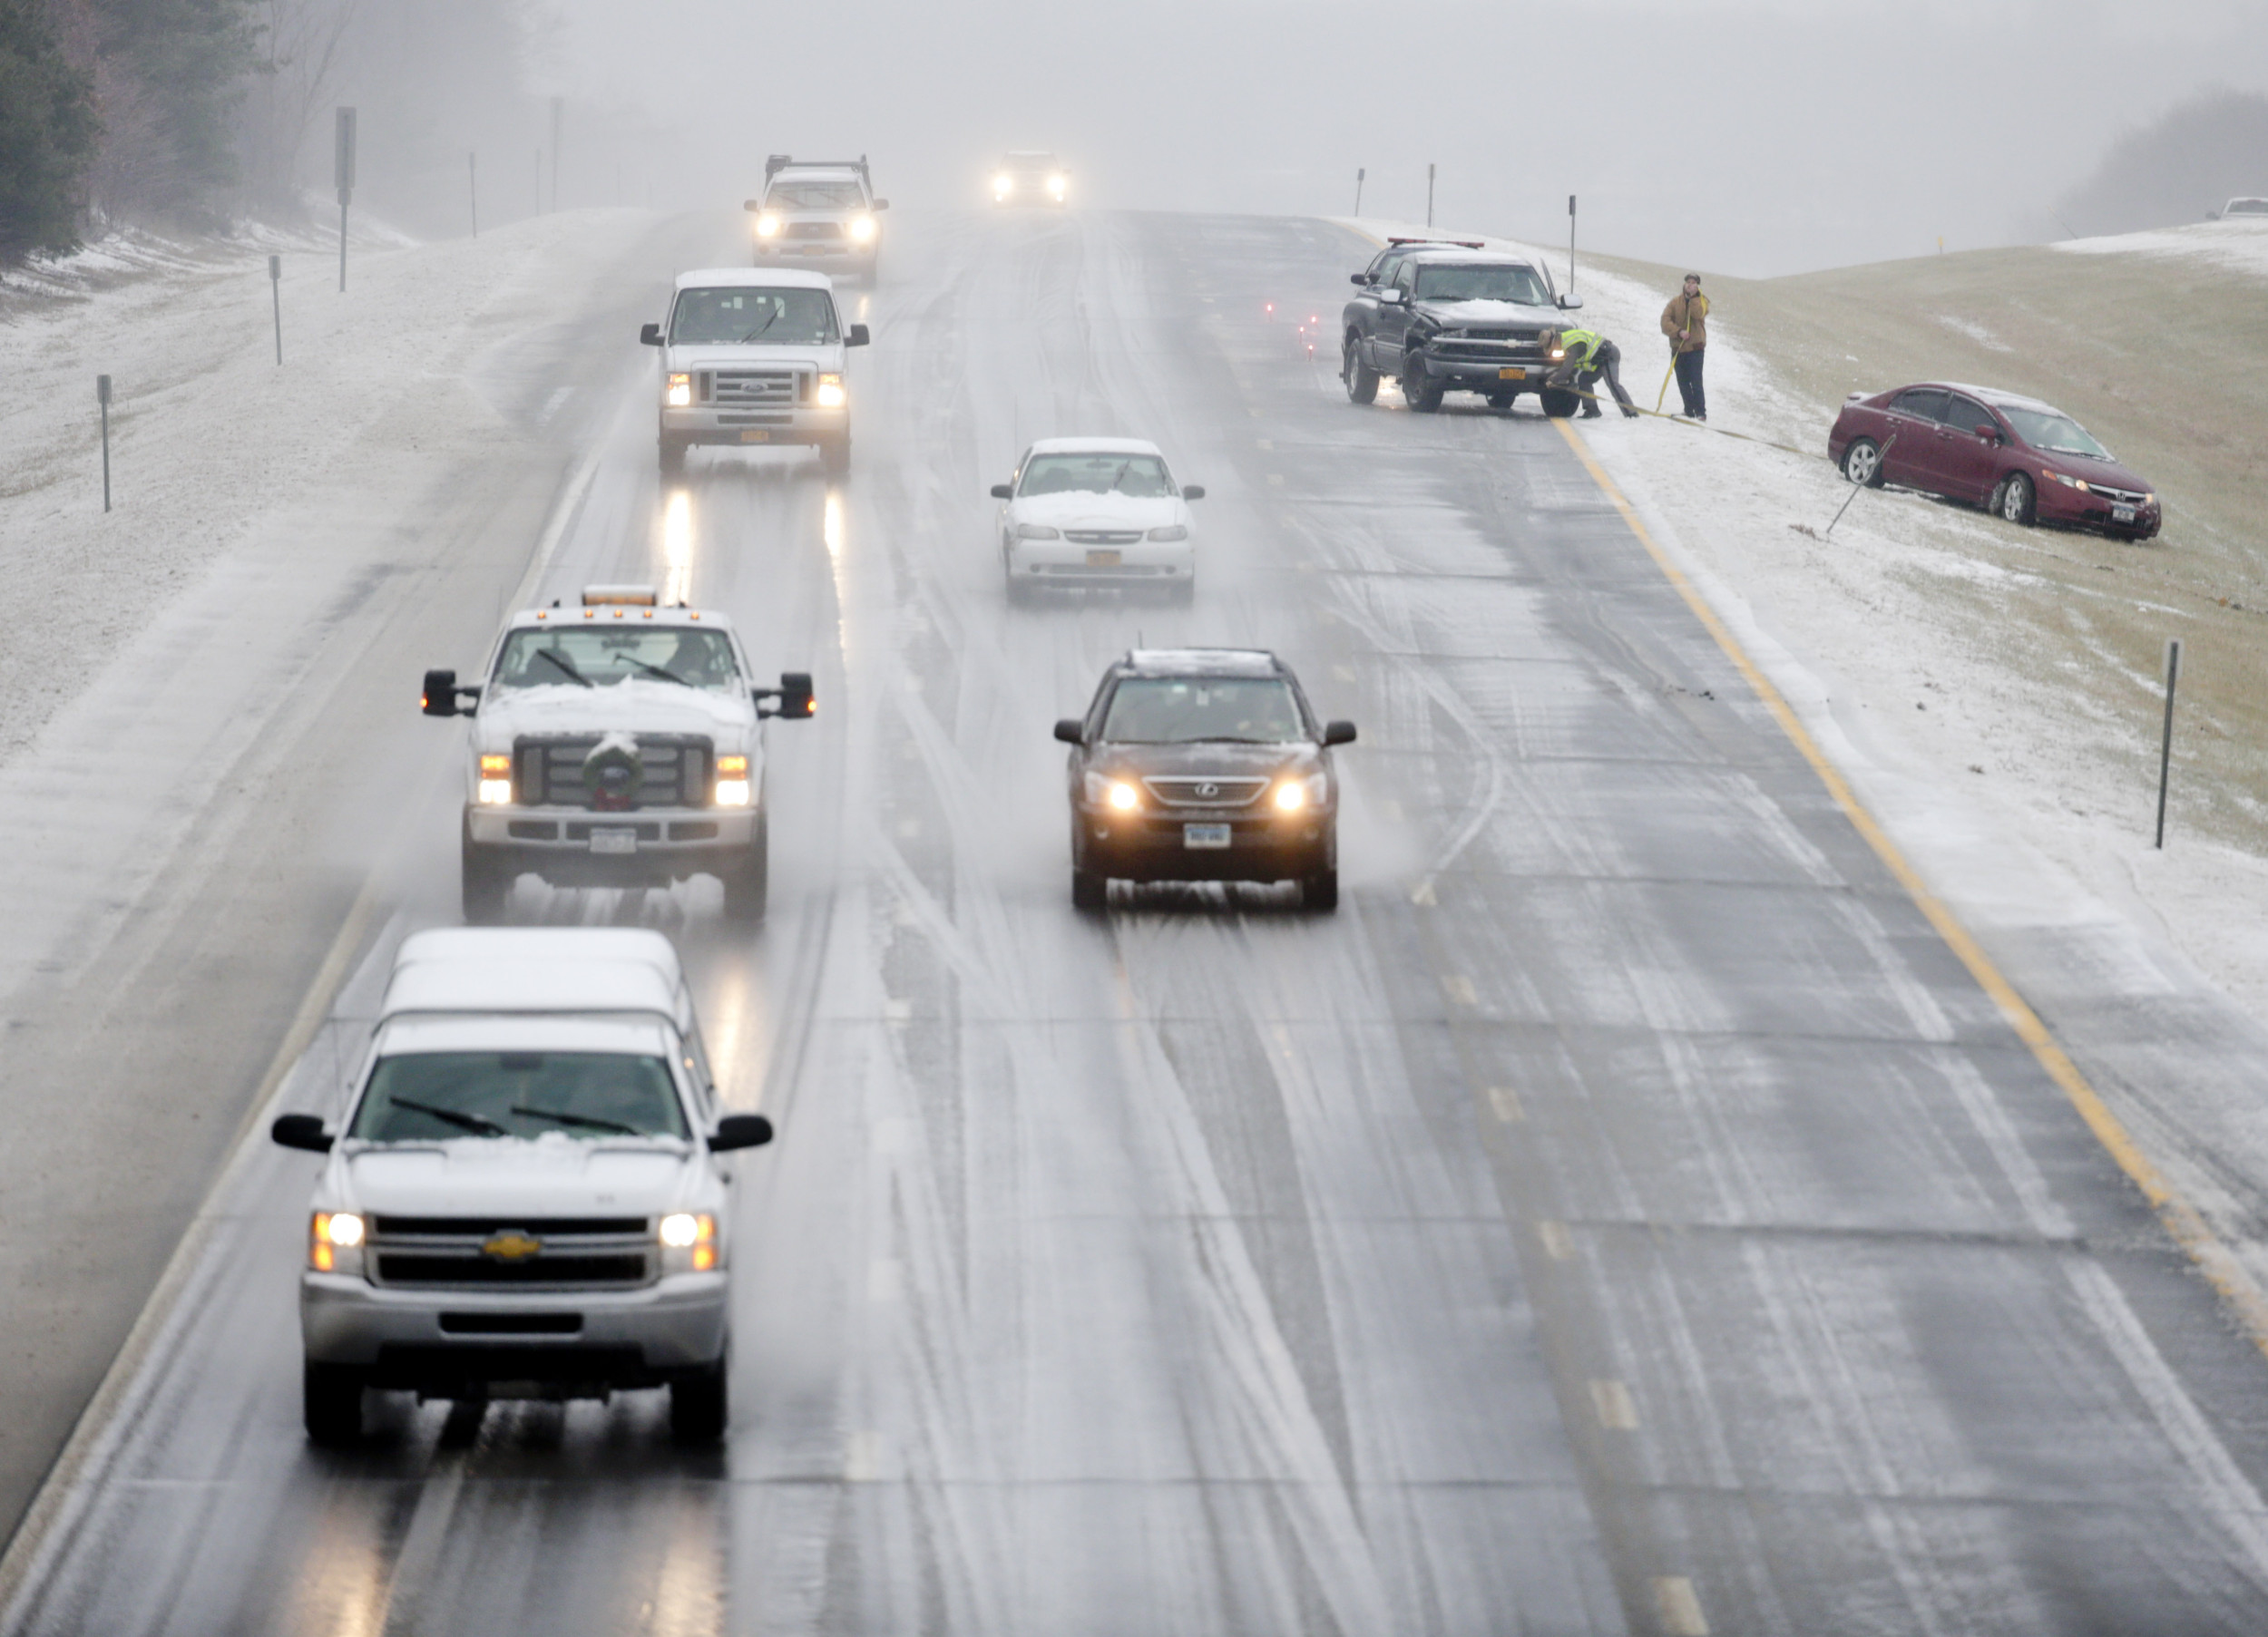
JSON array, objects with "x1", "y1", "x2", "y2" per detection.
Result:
[
  {"x1": 1344, "y1": 338, "x2": 1379, "y2": 404},
  {"x1": 1540, "y1": 388, "x2": 1580, "y2": 418},
  {"x1": 1071, "y1": 867, "x2": 1108, "y2": 911},
  {"x1": 1301, "y1": 867, "x2": 1339, "y2": 912},
  {"x1": 462, "y1": 836, "x2": 510, "y2": 925},
  {"x1": 659, "y1": 435, "x2": 689, "y2": 479},
  {"x1": 820, "y1": 434, "x2": 851, "y2": 477},
  {"x1": 721, "y1": 816, "x2": 768, "y2": 924},
  {"x1": 304, "y1": 1361, "x2": 366, "y2": 1447},
  {"x1": 670, "y1": 1359, "x2": 729, "y2": 1445},
  {"x1": 1403, "y1": 356, "x2": 1443, "y2": 414}
]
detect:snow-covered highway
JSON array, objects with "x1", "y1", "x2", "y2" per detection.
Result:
[{"x1": 6, "y1": 209, "x2": 2268, "y2": 1635}]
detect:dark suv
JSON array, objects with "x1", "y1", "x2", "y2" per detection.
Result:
[
  {"x1": 1053, "y1": 649, "x2": 1356, "y2": 911},
  {"x1": 1343, "y1": 248, "x2": 1585, "y2": 414}
]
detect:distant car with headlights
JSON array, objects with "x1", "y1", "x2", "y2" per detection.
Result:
[
  {"x1": 1829, "y1": 382, "x2": 2161, "y2": 541},
  {"x1": 420, "y1": 584, "x2": 815, "y2": 924},
  {"x1": 1054, "y1": 648, "x2": 1355, "y2": 911},
  {"x1": 269, "y1": 927, "x2": 776, "y2": 1446},
  {"x1": 992, "y1": 151, "x2": 1068, "y2": 208},
  {"x1": 746, "y1": 155, "x2": 887, "y2": 283},
  {"x1": 991, "y1": 438, "x2": 1205, "y2": 604},
  {"x1": 1343, "y1": 248, "x2": 1586, "y2": 414},
  {"x1": 639, "y1": 268, "x2": 870, "y2": 476}
]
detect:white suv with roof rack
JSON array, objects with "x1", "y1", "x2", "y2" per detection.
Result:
[
  {"x1": 270, "y1": 927, "x2": 774, "y2": 1446},
  {"x1": 747, "y1": 155, "x2": 888, "y2": 283},
  {"x1": 639, "y1": 268, "x2": 871, "y2": 477},
  {"x1": 420, "y1": 585, "x2": 815, "y2": 924}
]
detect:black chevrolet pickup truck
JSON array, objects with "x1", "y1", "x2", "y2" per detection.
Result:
[{"x1": 1342, "y1": 247, "x2": 1586, "y2": 415}]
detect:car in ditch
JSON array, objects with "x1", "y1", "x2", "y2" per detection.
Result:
[
  {"x1": 747, "y1": 154, "x2": 888, "y2": 284},
  {"x1": 1054, "y1": 648, "x2": 1355, "y2": 911},
  {"x1": 1343, "y1": 247, "x2": 1585, "y2": 414},
  {"x1": 420, "y1": 584, "x2": 815, "y2": 923},
  {"x1": 270, "y1": 926, "x2": 776, "y2": 1446},
  {"x1": 1829, "y1": 382, "x2": 2161, "y2": 541},
  {"x1": 639, "y1": 268, "x2": 871, "y2": 477},
  {"x1": 991, "y1": 438, "x2": 1205, "y2": 604}
]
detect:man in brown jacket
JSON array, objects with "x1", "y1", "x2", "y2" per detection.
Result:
[{"x1": 1660, "y1": 273, "x2": 1709, "y2": 420}]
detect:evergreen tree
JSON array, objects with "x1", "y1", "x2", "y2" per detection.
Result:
[
  {"x1": 0, "y1": 0, "x2": 98, "y2": 259},
  {"x1": 96, "y1": 0, "x2": 259, "y2": 206}
]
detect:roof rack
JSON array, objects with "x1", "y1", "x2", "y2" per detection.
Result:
[{"x1": 764, "y1": 153, "x2": 872, "y2": 185}]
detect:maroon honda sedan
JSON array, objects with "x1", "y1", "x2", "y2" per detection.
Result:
[{"x1": 1828, "y1": 382, "x2": 2161, "y2": 541}]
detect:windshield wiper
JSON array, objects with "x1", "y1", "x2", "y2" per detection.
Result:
[
  {"x1": 510, "y1": 1105, "x2": 640, "y2": 1135},
  {"x1": 738, "y1": 308, "x2": 781, "y2": 343},
  {"x1": 534, "y1": 648, "x2": 594, "y2": 688},
  {"x1": 625, "y1": 657, "x2": 689, "y2": 687},
  {"x1": 388, "y1": 1096, "x2": 508, "y2": 1136},
  {"x1": 1109, "y1": 461, "x2": 1132, "y2": 493}
]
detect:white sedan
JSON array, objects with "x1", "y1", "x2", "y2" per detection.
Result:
[{"x1": 990, "y1": 438, "x2": 1205, "y2": 605}]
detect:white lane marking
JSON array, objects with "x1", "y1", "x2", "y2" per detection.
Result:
[
  {"x1": 1332, "y1": 664, "x2": 1356, "y2": 683},
  {"x1": 1653, "y1": 1575, "x2": 1710, "y2": 1635},
  {"x1": 539, "y1": 385, "x2": 572, "y2": 424},
  {"x1": 1589, "y1": 1379, "x2": 1639, "y2": 1430},
  {"x1": 867, "y1": 1259, "x2": 904, "y2": 1301},
  {"x1": 1441, "y1": 974, "x2": 1476, "y2": 1007},
  {"x1": 882, "y1": 999, "x2": 912, "y2": 1023},
  {"x1": 373, "y1": 1446, "x2": 470, "y2": 1630},
  {"x1": 845, "y1": 1429, "x2": 884, "y2": 1482},
  {"x1": 1487, "y1": 1086, "x2": 1524, "y2": 1123},
  {"x1": 1538, "y1": 1221, "x2": 1574, "y2": 1261},
  {"x1": 1409, "y1": 880, "x2": 1437, "y2": 907}
]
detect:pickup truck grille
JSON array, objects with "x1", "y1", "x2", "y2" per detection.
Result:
[
  {"x1": 1430, "y1": 330, "x2": 1552, "y2": 362},
  {"x1": 712, "y1": 369, "x2": 806, "y2": 405},
  {"x1": 787, "y1": 220, "x2": 846, "y2": 240},
  {"x1": 513, "y1": 735, "x2": 710, "y2": 809},
  {"x1": 368, "y1": 1219, "x2": 655, "y2": 1291},
  {"x1": 1142, "y1": 775, "x2": 1269, "y2": 809}
]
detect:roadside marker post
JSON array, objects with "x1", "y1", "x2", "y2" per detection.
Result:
[
  {"x1": 1426, "y1": 163, "x2": 1436, "y2": 228},
  {"x1": 2156, "y1": 638, "x2": 2181, "y2": 849},
  {"x1": 1354, "y1": 167, "x2": 1364, "y2": 216},
  {"x1": 1568, "y1": 193, "x2": 1577, "y2": 294},
  {"x1": 335, "y1": 106, "x2": 357, "y2": 293},
  {"x1": 268, "y1": 255, "x2": 282, "y2": 365},
  {"x1": 469, "y1": 151, "x2": 478, "y2": 238},
  {"x1": 96, "y1": 375, "x2": 112, "y2": 512}
]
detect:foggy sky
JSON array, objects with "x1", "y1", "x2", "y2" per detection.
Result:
[{"x1": 534, "y1": 0, "x2": 2268, "y2": 277}]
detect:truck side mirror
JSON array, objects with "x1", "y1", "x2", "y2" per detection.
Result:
[
  {"x1": 872, "y1": 199, "x2": 890, "y2": 211},
  {"x1": 846, "y1": 324, "x2": 871, "y2": 347},
  {"x1": 990, "y1": 483, "x2": 1013, "y2": 500},
  {"x1": 742, "y1": 199, "x2": 764, "y2": 212},
  {"x1": 1350, "y1": 272, "x2": 1373, "y2": 286},
  {"x1": 640, "y1": 322, "x2": 663, "y2": 346},
  {"x1": 1556, "y1": 293, "x2": 1585, "y2": 310},
  {"x1": 422, "y1": 669, "x2": 459, "y2": 717},
  {"x1": 270, "y1": 1114, "x2": 334, "y2": 1153},
  {"x1": 1323, "y1": 720, "x2": 1358, "y2": 746},
  {"x1": 1975, "y1": 424, "x2": 1999, "y2": 442},
  {"x1": 710, "y1": 1113, "x2": 774, "y2": 1152},
  {"x1": 1180, "y1": 484, "x2": 1205, "y2": 501},
  {"x1": 756, "y1": 672, "x2": 816, "y2": 719},
  {"x1": 1376, "y1": 287, "x2": 1405, "y2": 306},
  {"x1": 1053, "y1": 718, "x2": 1085, "y2": 745}
]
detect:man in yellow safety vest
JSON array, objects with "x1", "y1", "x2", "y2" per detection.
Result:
[{"x1": 1547, "y1": 326, "x2": 1640, "y2": 419}]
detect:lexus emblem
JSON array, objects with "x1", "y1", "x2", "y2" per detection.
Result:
[{"x1": 1195, "y1": 782, "x2": 1219, "y2": 798}]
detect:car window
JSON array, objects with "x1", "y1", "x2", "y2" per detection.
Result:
[
  {"x1": 1999, "y1": 406, "x2": 2111, "y2": 459},
  {"x1": 492, "y1": 628, "x2": 745, "y2": 694},
  {"x1": 1019, "y1": 453, "x2": 1174, "y2": 498},
  {"x1": 2226, "y1": 199, "x2": 2268, "y2": 216},
  {"x1": 1943, "y1": 396, "x2": 1997, "y2": 434},
  {"x1": 1413, "y1": 263, "x2": 1552, "y2": 305},
  {"x1": 1889, "y1": 388, "x2": 1950, "y2": 423},
  {"x1": 1100, "y1": 677, "x2": 1306, "y2": 744},
  {"x1": 670, "y1": 286, "x2": 839, "y2": 346},
  {"x1": 351, "y1": 1051, "x2": 690, "y2": 1143},
  {"x1": 1392, "y1": 261, "x2": 1417, "y2": 295},
  {"x1": 766, "y1": 180, "x2": 864, "y2": 209}
]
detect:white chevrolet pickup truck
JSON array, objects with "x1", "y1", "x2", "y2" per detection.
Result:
[
  {"x1": 269, "y1": 927, "x2": 774, "y2": 1445},
  {"x1": 639, "y1": 267, "x2": 871, "y2": 477},
  {"x1": 421, "y1": 584, "x2": 814, "y2": 924}
]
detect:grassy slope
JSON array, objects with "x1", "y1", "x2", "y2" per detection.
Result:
[{"x1": 1584, "y1": 237, "x2": 2268, "y2": 850}]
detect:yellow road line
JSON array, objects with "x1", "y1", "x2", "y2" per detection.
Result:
[{"x1": 1555, "y1": 417, "x2": 2268, "y2": 1359}]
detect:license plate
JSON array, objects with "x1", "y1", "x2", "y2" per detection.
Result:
[
  {"x1": 1498, "y1": 366, "x2": 1527, "y2": 380},
  {"x1": 2112, "y1": 504, "x2": 2136, "y2": 523},
  {"x1": 738, "y1": 429, "x2": 770, "y2": 443},
  {"x1": 1184, "y1": 823, "x2": 1231, "y2": 850},
  {"x1": 590, "y1": 828, "x2": 639, "y2": 855},
  {"x1": 1085, "y1": 550, "x2": 1121, "y2": 567}
]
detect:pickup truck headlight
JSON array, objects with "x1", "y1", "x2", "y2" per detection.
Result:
[
  {"x1": 755, "y1": 212, "x2": 781, "y2": 239},
  {"x1": 477, "y1": 753, "x2": 513, "y2": 805},
  {"x1": 993, "y1": 173, "x2": 1012, "y2": 198},
  {"x1": 849, "y1": 215, "x2": 876, "y2": 243},
  {"x1": 1048, "y1": 174, "x2": 1067, "y2": 199},
  {"x1": 310, "y1": 1211, "x2": 366, "y2": 1275},
  {"x1": 714, "y1": 753, "x2": 751, "y2": 807},
  {"x1": 659, "y1": 1211, "x2": 719, "y2": 1272},
  {"x1": 1016, "y1": 522, "x2": 1061, "y2": 540},
  {"x1": 665, "y1": 373, "x2": 693, "y2": 408},
  {"x1": 1147, "y1": 524, "x2": 1188, "y2": 541},
  {"x1": 815, "y1": 372, "x2": 846, "y2": 409}
]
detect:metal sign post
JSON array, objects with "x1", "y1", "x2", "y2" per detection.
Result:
[
  {"x1": 1568, "y1": 193, "x2": 1578, "y2": 293},
  {"x1": 2156, "y1": 638, "x2": 2182, "y2": 849},
  {"x1": 469, "y1": 151, "x2": 478, "y2": 238},
  {"x1": 1426, "y1": 163, "x2": 1436, "y2": 228},
  {"x1": 96, "y1": 375, "x2": 112, "y2": 512},
  {"x1": 268, "y1": 255, "x2": 282, "y2": 364},
  {"x1": 549, "y1": 97, "x2": 562, "y2": 214},
  {"x1": 335, "y1": 106, "x2": 357, "y2": 293},
  {"x1": 1354, "y1": 167, "x2": 1364, "y2": 215}
]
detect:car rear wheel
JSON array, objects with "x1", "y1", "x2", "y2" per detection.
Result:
[
  {"x1": 1071, "y1": 866, "x2": 1108, "y2": 911},
  {"x1": 1301, "y1": 868, "x2": 1339, "y2": 912},
  {"x1": 304, "y1": 1362, "x2": 366, "y2": 1447},
  {"x1": 1994, "y1": 472, "x2": 2036, "y2": 525},
  {"x1": 1403, "y1": 356, "x2": 1443, "y2": 414},
  {"x1": 1344, "y1": 339, "x2": 1379, "y2": 404},
  {"x1": 462, "y1": 836, "x2": 510, "y2": 925},
  {"x1": 1842, "y1": 437, "x2": 1886, "y2": 487},
  {"x1": 670, "y1": 1359, "x2": 728, "y2": 1445}
]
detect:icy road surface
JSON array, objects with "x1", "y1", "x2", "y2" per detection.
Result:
[{"x1": 8, "y1": 211, "x2": 2268, "y2": 1635}]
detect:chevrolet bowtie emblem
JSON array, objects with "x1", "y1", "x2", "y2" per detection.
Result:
[{"x1": 483, "y1": 1230, "x2": 543, "y2": 1262}]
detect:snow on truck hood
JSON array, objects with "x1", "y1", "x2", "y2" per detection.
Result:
[
  {"x1": 1416, "y1": 297, "x2": 1559, "y2": 325},
  {"x1": 1013, "y1": 491, "x2": 1186, "y2": 530},
  {"x1": 343, "y1": 1137, "x2": 698, "y2": 1219},
  {"x1": 480, "y1": 678, "x2": 754, "y2": 742}
]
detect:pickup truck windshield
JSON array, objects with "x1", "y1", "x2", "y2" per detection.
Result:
[
  {"x1": 493, "y1": 628, "x2": 744, "y2": 693},
  {"x1": 1999, "y1": 406, "x2": 2111, "y2": 460},
  {"x1": 1414, "y1": 265, "x2": 1552, "y2": 305},
  {"x1": 352, "y1": 1051, "x2": 689, "y2": 1142},
  {"x1": 1101, "y1": 677, "x2": 1305, "y2": 744},
  {"x1": 1021, "y1": 453, "x2": 1173, "y2": 497},
  {"x1": 767, "y1": 180, "x2": 865, "y2": 209},
  {"x1": 670, "y1": 287, "x2": 839, "y2": 346}
]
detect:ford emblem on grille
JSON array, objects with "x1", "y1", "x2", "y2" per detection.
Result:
[
  {"x1": 483, "y1": 1230, "x2": 543, "y2": 1262},
  {"x1": 1195, "y1": 781, "x2": 1220, "y2": 798},
  {"x1": 582, "y1": 730, "x2": 642, "y2": 812}
]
